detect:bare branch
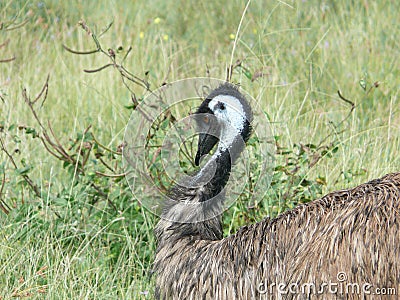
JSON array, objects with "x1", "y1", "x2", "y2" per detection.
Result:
[
  {"x1": 1, "y1": 18, "x2": 29, "y2": 31},
  {"x1": 0, "y1": 56, "x2": 15, "y2": 63},
  {"x1": 84, "y1": 63, "x2": 114, "y2": 73},
  {"x1": 40, "y1": 136, "x2": 65, "y2": 161},
  {"x1": 78, "y1": 20, "x2": 92, "y2": 36},
  {"x1": 90, "y1": 183, "x2": 117, "y2": 211},
  {"x1": 337, "y1": 90, "x2": 355, "y2": 110},
  {"x1": 65, "y1": 19, "x2": 153, "y2": 103},
  {"x1": 317, "y1": 91, "x2": 356, "y2": 147},
  {"x1": 0, "y1": 136, "x2": 41, "y2": 199},
  {"x1": 0, "y1": 39, "x2": 16, "y2": 64},
  {"x1": 336, "y1": 90, "x2": 355, "y2": 128},
  {"x1": 33, "y1": 74, "x2": 50, "y2": 106},
  {"x1": 98, "y1": 20, "x2": 114, "y2": 37},
  {"x1": 80, "y1": 126, "x2": 93, "y2": 169},
  {"x1": 366, "y1": 81, "x2": 380, "y2": 95},
  {"x1": 0, "y1": 170, "x2": 10, "y2": 214},
  {"x1": 62, "y1": 44, "x2": 98, "y2": 55},
  {"x1": 22, "y1": 77, "x2": 82, "y2": 174},
  {"x1": 121, "y1": 46, "x2": 132, "y2": 65},
  {"x1": 92, "y1": 134, "x2": 121, "y2": 155},
  {"x1": 98, "y1": 157, "x2": 116, "y2": 173},
  {"x1": 47, "y1": 120, "x2": 75, "y2": 163}
]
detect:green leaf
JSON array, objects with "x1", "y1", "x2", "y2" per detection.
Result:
[
  {"x1": 8, "y1": 124, "x2": 16, "y2": 131},
  {"x1": 359, "y1": 78, "x2": 367, "y2": 91},
  {"x1": 53, "y1": 197, "x2": 69, "y2": 207},
  {"x1": 15, "y1": 165, "x2": 32, "y2": 175},
  {"x1": 25, "y1": 127, "x2": 39, "y2": 138},
  {"x1": 244, "y1": 70, "x2": 252, "y2": 80}
]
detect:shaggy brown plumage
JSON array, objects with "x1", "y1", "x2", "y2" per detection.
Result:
[
  {"x1": 154, "y1": 172, "x2": 400, "y2": 299},
  {"x1": 153, "y1": 84, "x2": 400, "y2": 299}
]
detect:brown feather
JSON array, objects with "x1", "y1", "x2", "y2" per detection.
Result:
[{"x1": 154, "y1": 172, "x2": 400, "y2": 299}]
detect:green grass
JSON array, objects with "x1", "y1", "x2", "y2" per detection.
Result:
[{"x1": 1, "y1": 0, "x2": 399, "y2": 298}]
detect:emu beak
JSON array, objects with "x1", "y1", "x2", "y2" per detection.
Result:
[{"x1": 195, "y1": 133, "x2": 219, "y2": 166}]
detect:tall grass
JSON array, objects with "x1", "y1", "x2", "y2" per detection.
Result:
[{"x1": 0, "y1": 0, "x2": 399, "y2": 298}]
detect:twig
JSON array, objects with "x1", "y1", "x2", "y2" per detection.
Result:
[
  {"x1": 92, "y1": 134, "x2": 121, "y2": 155},
  {"x1": 84, "y1": 63, "x2": 113, "y2": 73},
  {"x1": 98, "y1": 20, "x2": 114, "y2": 37},
  {"x1": 98, "y1": 157, "x2": 116, "y2": 173},
  {"x1": 337, "y1": 90, "x2": 355, "y2": 110},
  {"x1": 40, "y1": 136, "x2": 65, "y2": 161},
  {"x1": 0, "y1": 56, "x2": 16, "y2": 63},
  {"x1": 317, "y1": 91, "x2": 355, "y2": 148},
  {"x1": 0, "y1": 18, "x2": 29, "y2": 31},
  {"x1": 81, "y1": 143, "x2": 92, "y2": 170},
  {"x1": 34, "y1": 74, "x2": 50, "y2": 107},
  {"x1": 90, "y1": 183, "x2": 118, "y2": 212},
  {"x1": 22, "y1": 78, "x2": 82, "y2": 172},
  {"x1": 62, "y1": 44, "x2": 98, "y2": 55},
  {"x1": 121, "y1": 46, "x2": 132, "y2": 65},
  {"x1": 366, "y1": 81, "x2": 380, "y2": 95},
  {"x1": 47, "y1": 121, "x2": 73, "y2": 161},
  {"x1": 63, "y1": 19, "x2": 152, "y2": 94},
  {"x1": 0, "y1": 136, "x2": 41, "y2": 200},
  {"x1": 0, "y1": 39, "x2": 16, "y2": 63},
  {"x1": 63, "y1": 19, "x2": 168, "y2": 131},
  {"x1": 336, "y1": 90, "x2": 355, "y2": 127},
  {"x1": 0, "y1": 170, "x2": 11, "y2": 214}
]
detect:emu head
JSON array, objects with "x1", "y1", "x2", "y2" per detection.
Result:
[{"x1": 194, "y1": 83, "x2": 253, "y2": 166}]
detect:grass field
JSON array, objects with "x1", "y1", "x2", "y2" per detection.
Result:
[{"x1": 0, "y1": 0, "x2": 399, "y2": 298}]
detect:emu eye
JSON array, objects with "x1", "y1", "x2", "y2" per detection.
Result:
[{"x1": 216, "y1": 102, "x2": 226, "y2": 110}]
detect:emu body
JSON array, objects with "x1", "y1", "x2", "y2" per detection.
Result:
[{"x1": 153, "y1": 84, "x2": 400, "y2": 299}]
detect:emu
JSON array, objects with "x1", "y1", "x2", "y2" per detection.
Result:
[{"x1": 153, "y1": 83, "x2": 400, "y2": 299}]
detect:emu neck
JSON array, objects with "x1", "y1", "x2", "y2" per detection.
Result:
[
  {"x1": 196, "y1": 123, "x2": 246, "y2": 197},
  {"x1": 155, "y1": 134, "x2": 245, "y2": 249},
  {"x1": 197, "y1": 147, "x2": 232, "y2": 199}
]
